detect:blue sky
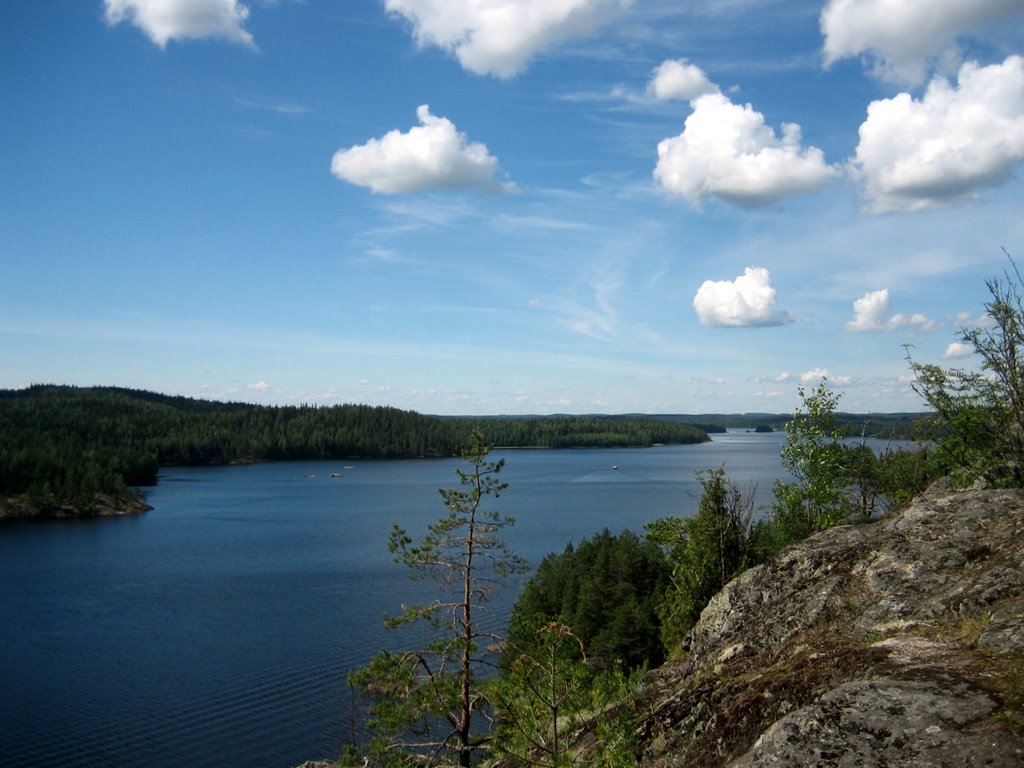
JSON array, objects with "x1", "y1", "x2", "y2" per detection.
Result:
[{"x1": 2, "y1": 1, "x2": 1023, "y2": 415}]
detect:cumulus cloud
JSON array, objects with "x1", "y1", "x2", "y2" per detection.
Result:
[
  {"x1": 799, "y1": 368, "x2": 850, "y2": 385},
  {"x1": 104, "y1": 0, "x2": 255, "y2": 47},
  {"x1": 647, "y1": 59, "x2": 719, "y2": 102},
  {"x1": 821, "y1": 0, "x2": 1024, "y2": 83},
  {"x1": 693, "y1": 267, "x2": 792, "y2": 328},
  {"x1": 384, "y1": 0, "x2": 631, "y2": 78},
  {"x1": 654, "y1": 93, "x2": 836, "y2": 208},
  {"x1": 850, "y1": 56, "x2": 1024, "y2": 213},
  {"x1": 331, "y1": 105, "x2": 509, "y2": 194},
  {"x1": 942, "y1": 341, "x2": 974, "y2": 360},
  {"x1": 844, "y1": 288, "x2": 939, "y2": 332},
  {"x1": 845, "y1": 288, "x2": 891, "y2": 331}
]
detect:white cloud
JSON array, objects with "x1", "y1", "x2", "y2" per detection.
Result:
[
  {"x1": 247, "y1": 380, "x2": 270, "y2": 391},
  {"x1": 331, "y1": 105, "x2": 509, "y2": 194},
  {"x1": 104, "y1": 0, "x2": 255, "y2": 47},
  {"x1": 384, "y1": 0, "x2": 631, "y2": 78},
  {"x1": 647, "y1": 59, "x2": 719, "y2": 102},
  {"x1": 942, "y1": 341, "x2": 974, "y2": 360},
  {"x1": 795, "y1": 369, "x2": 850, "y2": 386},
  {"x1": 235, "y1": 98, "x2": 308, "y2": 115},
  {"x1": 801, "y1": 368, "x2": 830, "y2": 382},
  {"x1": 845, "y1": 288, "x2": 939, "y2": 332},
  {"x1": 693, "y1": 267, "x2": 792, "y2": 328},
  {"x1": 820, "y1": 0, "x2": 1024, "y2": 83},
  {"x1": 891, "y1": 313, "x2": 940, "y2": 332},
  {"x1": 654, "y1": 93, "x2": 836, "y2": 208},
  {"x1": 851, "y1": 56, "x2": 1024, "y2": 213},
  {"x1": 845, "y1": 288, "x2": 891, "y2": 331}
]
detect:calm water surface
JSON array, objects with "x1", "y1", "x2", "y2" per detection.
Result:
[{"x1": 0, "y1": 431, "x2": 789, "y2": 768}]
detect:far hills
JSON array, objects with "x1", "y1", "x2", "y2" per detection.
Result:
[{"x1": 0, "y1": 385, "x2": 927, "y2": 518}]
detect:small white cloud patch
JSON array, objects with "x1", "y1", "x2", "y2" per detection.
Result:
[
  {"x1": 331, "y1": 105, "x2": 508, "y2": 194},
  {"x1": 384, "y1": 0, "x2": 631, "y2": 78},
  {"x1": 104, "y1": 0, "x2": 255, "y2": 47},
  {"x1": 845, "y1": 288, "x2": 938, "y2": 332},
  {"x1": 647, "y1": 59, "x2": 719, "y2": 102},
  {"x1": 942, "y1": 341, "x2": 974, "y2": 360},
  {"x1": 851, "y1": 56, "x2": 1024, "y2": 213},
  {"x1": 801, "y1": 368, "x2": 831, "y2": 382},
  {"x1": 845, "y1": 288, "x2": 891, "y2": 332},
  {"x1": 693, "y1": 267, "x2": 792, "y2": 328},
  {"x1": 655, "y1": 93, "x2": 836, "y2": 208}
]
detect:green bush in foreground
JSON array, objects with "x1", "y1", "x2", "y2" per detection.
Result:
[{"x1": 907, "y1": 255, "x2": 1024, "y2": 488}]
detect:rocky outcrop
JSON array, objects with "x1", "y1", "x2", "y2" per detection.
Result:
[
  {"x1": 635, "y1": 484, "x2": 1024, "y2": 767},
  {"x1": 0, "y1": 493, "x2": 151, "y2": 520}
]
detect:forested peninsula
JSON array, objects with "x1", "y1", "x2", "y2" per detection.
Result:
[{"x1": 0, "y1": 385, "x2": 711, "y2": 519}]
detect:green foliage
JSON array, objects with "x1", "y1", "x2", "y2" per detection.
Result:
[
  {"x1": 906, "y1": 254, "x2": 1024, "y2": 488},
  {"x1": 0, "y1": 385, "x2": 710, "y2": 513},
  {"x1": 645, "y1": 468, "x2": 754, "y2": 651},
  {"x1": 492, "y1": 622, "x2": 637, "y2": 768},
  {"x1": 508, "y1": 529, "x2": 670, "y2": 673},
  {"x1": 768, "y1": 382, "x2": 852, "y2": 549},
  {"x1": 842, "y1": 439, "x2": 881, "y2": 522},
  {"x1": 347, "y1": 431, "x2": 528, "y2": 767},
  {"x1": 838, "y1": 422, "x2": 942, "y2": 521},
  {"x1": 463, "y1": 415, "x2": 709, "y2": 449},
  {"x1": 874, "y1": 444, "x2": 943, "y2": 508}
]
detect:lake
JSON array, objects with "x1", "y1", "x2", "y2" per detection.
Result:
[{"x1": 0, "y1": 430, "x2": 790, "y2": 768}]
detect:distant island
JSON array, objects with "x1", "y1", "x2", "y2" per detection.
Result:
[{"x1": 0, "y1": 385, "x2": 712, "y2": 519}]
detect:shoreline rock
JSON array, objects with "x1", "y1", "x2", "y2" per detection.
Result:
[{"x1": 0, "y1": 493, "x2": 152, "y2": 521}]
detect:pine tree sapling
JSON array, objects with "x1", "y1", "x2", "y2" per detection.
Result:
[
  {"x1": 348, "y1": 430, "x2": 527, "y2": 767},
  {"x1": 493, "y1": 622, "x2": 638, "y2": 768}
]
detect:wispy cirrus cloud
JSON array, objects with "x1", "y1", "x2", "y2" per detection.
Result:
[{"x1": 235, "y1": 98, "x2": 309, "y2": 115}]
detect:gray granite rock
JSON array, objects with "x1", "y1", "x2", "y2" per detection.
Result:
[
  {"x1": 633, "y1": 484, "x2": 1024, "y2": 767},
  {"x1": 733, "y1": 678, "x2": 1023, "y2": 767}
]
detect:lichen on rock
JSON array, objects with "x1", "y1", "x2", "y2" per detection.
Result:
[{"x1": 633, "y1": 483, "x2": 1024, "y2": 767}]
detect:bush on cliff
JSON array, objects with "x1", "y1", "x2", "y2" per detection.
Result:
[
  {"x1": 645, "y1": 468, "x2": 756, "y2": 652},
  {"x1": 908, "y1": 253, "x2": 1024, "y2": 488}
]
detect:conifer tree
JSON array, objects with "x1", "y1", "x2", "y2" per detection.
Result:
[{"x1": 346, "y1": 430, "x2": 528, "y2": 767}]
